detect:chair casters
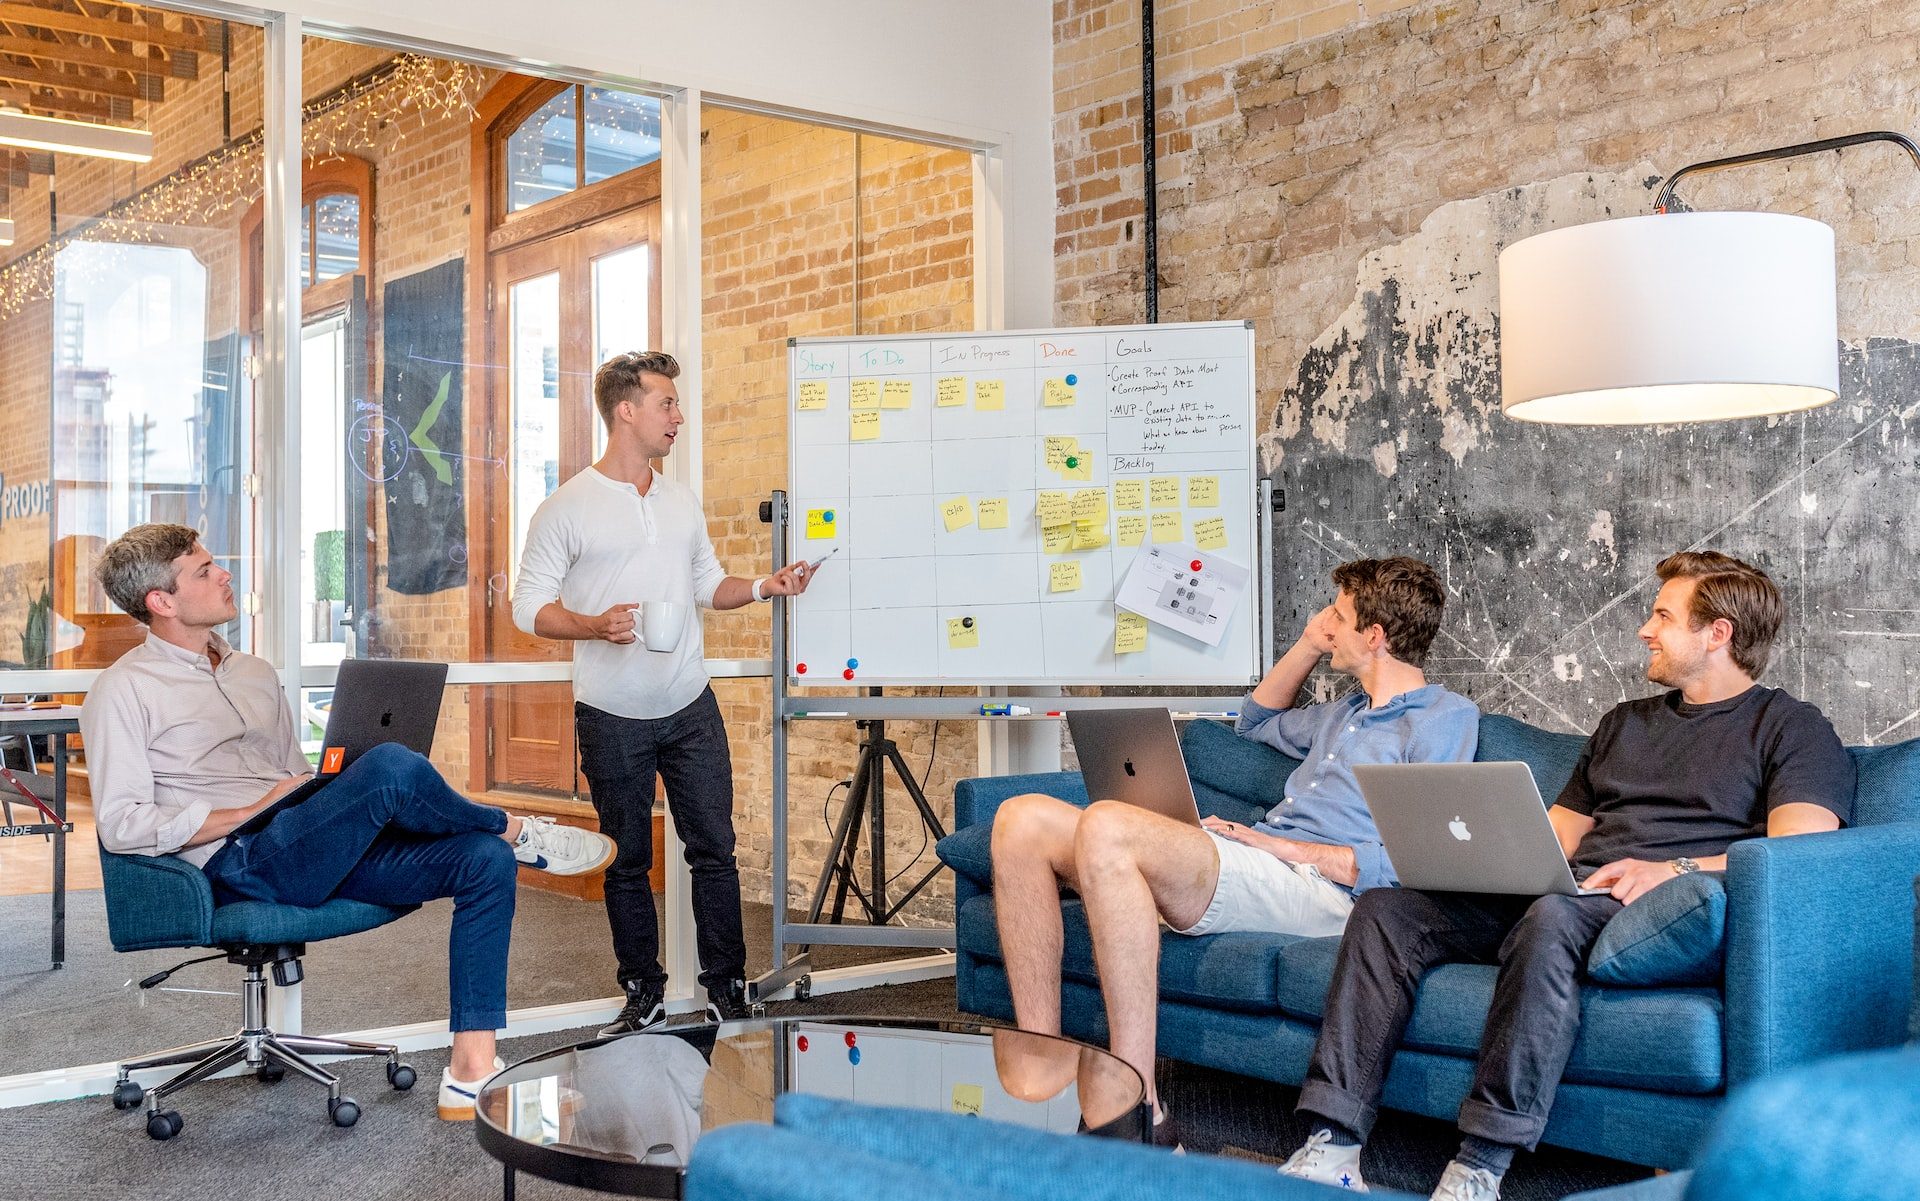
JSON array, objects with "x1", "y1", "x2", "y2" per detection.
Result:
[
  {"x1": 256, "y1": 1064, "x2": 286, "y2": 1084},
  {"x1": 386, "y1": 1060, "x2": 417, "y2": 1091},
  {"x1": 146, "y1": 1110, "x2": 183, "y2": 1140},
  {"x1": 329, "y1": 1096, "x2": 361, "y2": 1127},
  {"x1": 112, "y1": 1080, "x2": 145, "y2": 1111}
]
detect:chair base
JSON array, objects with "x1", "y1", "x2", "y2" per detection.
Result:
[{"x1": 113, "y1": 946, "x2": 413, "y2": 1138}]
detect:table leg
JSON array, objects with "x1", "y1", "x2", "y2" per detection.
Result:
[
  {"x1": 51, "y1": 731, "x2": 66, "y2": 971},
  {"x1": 502, "y1": 1164, "x2": 515, "y2": 1201}
]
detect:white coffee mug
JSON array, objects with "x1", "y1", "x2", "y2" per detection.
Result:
[{"x1": 640, "y1": 601, "x2": 686, "y2": 653}]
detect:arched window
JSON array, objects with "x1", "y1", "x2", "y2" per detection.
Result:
[{"x1": 498, "y1": 82, "x2": 661, "y2": 216}]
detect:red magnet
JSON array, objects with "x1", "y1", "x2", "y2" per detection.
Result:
[
  {"x1": 797, "y1": 1035, "x2": 810, "y2": 1052},
  {"x1": 797, "y1": 662, "x2": 808, "y2": 675},
  {"x1": 843, "y1": 668, "x2": 856, "y2": 680},
  {"x1": 1190, "y1": 559, "x2": 1203, "y2": 571},
  {"x1": 844, "y1": 1032, "x2": 858, "y2": 1047}
]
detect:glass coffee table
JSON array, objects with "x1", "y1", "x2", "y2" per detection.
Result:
[{"x1": 475, "y1": 1015, "x2": 1148, "y2": 1198}]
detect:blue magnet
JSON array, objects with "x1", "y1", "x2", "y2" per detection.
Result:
[
  {"x1": 824, "y1": 510, "x2": 835, "y2": 522},
  {"x1": 1065, "y1": 373, "x2": 1078, "y2": 386},
  {"x1": 848, "y1": 1047, "x2": 862, "y2": 1065},
  {"x1": 846, "y1": 658, "x2": 860, "y2": 669}
]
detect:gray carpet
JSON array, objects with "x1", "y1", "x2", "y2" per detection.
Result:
[{"x1": 0, "y1": 887, "x2": 920, "y2": 1076}]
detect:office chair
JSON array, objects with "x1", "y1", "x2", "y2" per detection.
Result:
[{"x1": 99, "y1": 846, "x2": 421, "y2": 1140}]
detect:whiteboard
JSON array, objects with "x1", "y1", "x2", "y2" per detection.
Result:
[{"x1": 786, "y1": 322, "x2": 1260, "y2": 685}]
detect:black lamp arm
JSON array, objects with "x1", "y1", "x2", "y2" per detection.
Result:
[{"x1": 1654, "y1": 130, "x2": 1920, "y2": 213}]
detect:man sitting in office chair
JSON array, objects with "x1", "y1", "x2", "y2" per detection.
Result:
[{"x1": 80, "y1": 523, "x2": 617, "y2": 1120}]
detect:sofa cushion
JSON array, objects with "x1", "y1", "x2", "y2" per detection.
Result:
[
  {"x1": 936, "y1": 822, "x2": 996, "y2": 892},
  {"x1": 1181, "y1": 718, "x2": 1296, "y2": 823},
  {"x1": 1587, "y1": 872, "x2": 1727, "y2": 986},
  {"x1": 956, "y1": 896, "x2": 1304, "y2": 1014},
  {"x1": 1272, "y1": 936, "x2": 1725, "y2": 1094},
  {"x1": 1850, "y1": 737, "x2": 1920, "y2": 827},
  {"x1": 1474, "y1": 713, "x2": 1588, "y2": 802}
]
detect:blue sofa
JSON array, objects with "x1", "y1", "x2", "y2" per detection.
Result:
[{"x1": 937, "y1": 714, "x2": 1920, "y2": 1168}]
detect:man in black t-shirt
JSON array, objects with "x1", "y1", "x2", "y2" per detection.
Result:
[{"x1": 1277, "y1": 551, "x2": 1854, "y2": 1201}]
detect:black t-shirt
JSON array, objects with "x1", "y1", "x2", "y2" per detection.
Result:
[{"x1": 1555, "y1": 685, "x2": 1854, "y2": 875}]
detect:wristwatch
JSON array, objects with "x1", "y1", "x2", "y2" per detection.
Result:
[{"x1": 1669, "y1": 856, "x2": 1700, "y2": 875}]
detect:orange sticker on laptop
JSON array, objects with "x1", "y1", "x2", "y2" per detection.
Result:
[{"x1": 321, "y1": 746, "x2": 346, "y2": 774}]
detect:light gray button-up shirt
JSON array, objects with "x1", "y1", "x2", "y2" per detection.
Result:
[{"x1": 80, "y1": 631, "x2": 309, "y2": 867}]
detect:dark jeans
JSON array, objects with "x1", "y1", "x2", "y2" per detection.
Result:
[
  {"x1": 1297, "y1": 887, "x2": 1623, "y2": 1150},
  {"x1": 575, "y1": 687, "x2": 745, "y2": 993},
  {"x1": 203, "y1": 742, "x2": 517, "y2": 1032}
]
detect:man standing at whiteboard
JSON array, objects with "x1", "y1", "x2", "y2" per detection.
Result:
[
  {"x1": 990, "y1": 556, "x2": 1478, "y2": 1145},
  {"x1": 514, "y1": 350, "x2": 812, "y2": 1032}
]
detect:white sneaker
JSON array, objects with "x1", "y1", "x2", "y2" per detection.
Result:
[
  {"x1": 438, "y1": 1057, "x2": 503, "y2": 1121},
  {"x1": 1279, "y1": 1129, "x2": 1369, "y2": 1192},
  {"x1": 1430, "y1": 1161, "x2": 1501, "y2": 1201},
  {"x1": 513, "y1": 815, "x2": 615, "y2": 876}
]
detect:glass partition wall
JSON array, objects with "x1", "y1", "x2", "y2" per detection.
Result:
[{"x1": 0, "y1": 5, "x2": 985, "y2": 1074}]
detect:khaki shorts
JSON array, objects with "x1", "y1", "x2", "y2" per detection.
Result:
[{"x1": 1171, "y1": 831, "x2": 1355, "y2": 939}]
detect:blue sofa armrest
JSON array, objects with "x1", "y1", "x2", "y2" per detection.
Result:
[
  {"x1": 954, "y1": 771, "x2": 1087, "y2": 831},
  {"x1": 686, "y1": 1123, "x2": 985, "y2": 1201},
  {"x1": 1723, "y1": 823, "x2": 1920, "y2": 1084},
  {"x1": 97, "y1": 846, "x2": 216, "y2": 951}
]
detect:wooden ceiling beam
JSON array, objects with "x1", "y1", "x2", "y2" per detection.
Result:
[
  {"x1": 0, "y1": 32, "x2": 168, "y2": 77},
  {"x1": 0, "y1": 80, "x2": 115, "y2": 119},
  {"x1": 0, "y1": 56, "x2": 153, "y2": 99},
  {"x1": 0, "y1": 3, "x2": 213, "y2": 54}
]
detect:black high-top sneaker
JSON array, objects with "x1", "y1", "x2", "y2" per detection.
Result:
[{"x1": 598, "y1": 980, "x2": 667, "y2": 1037}]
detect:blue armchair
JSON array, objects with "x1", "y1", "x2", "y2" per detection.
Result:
[
  {"x1": 99, "y1": 845, "x2": 421, "y2": 1140},
  {"x1": 939, "y1": 715, "x2": 1920, "y2": 1168}
]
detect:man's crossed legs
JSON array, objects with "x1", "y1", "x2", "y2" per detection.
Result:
[{"x1": 991, "y1": 794, "x2": 1352, "y2": 1127}]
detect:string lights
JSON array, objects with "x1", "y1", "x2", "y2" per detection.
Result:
[{"x1": 0, "y1": 54, "x2": 483, "y2": 320}]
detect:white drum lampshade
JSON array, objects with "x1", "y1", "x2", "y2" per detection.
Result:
[{"x1": 1499, "y1": 212, "x2": 1839, "y2": 424}]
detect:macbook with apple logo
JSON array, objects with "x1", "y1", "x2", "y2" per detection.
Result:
[
  {"x1": 1064, "y1": 707, "x2": 1203, "y2": 826},
  {"x1": 1352, "y1": 762, "x2": 1611, "y2": 896}
]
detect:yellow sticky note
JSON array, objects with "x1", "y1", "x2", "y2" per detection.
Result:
[
  {"x1": 977, "y1": 497, "x2": 1008, "y2": 529},
  {"x1": 1072, "y1": 488, "x2": 1108, "y2": 523},
  {"x1": 1115, "y1": 611, "x2": 1148, "y2": 655},
  {"x1": 1043, "y1": 523, "x2": 1074, "y2": 554},
  {"x1": 1118, "y1": 514, "x2": 1147, "y2": 547},
  {"x1": 849, "y1": 379, "x2": 881, "y2": 409},
  {"x1": 1049, "y1": 560, "x2": 1083, "y2": 593},
  {"x1": 882, "y1": 379, "x2": 914, "y2": 409},
  {"x1": 1194, "y1": 515, "x2": 1228, "y2": 550},
  {"x1": 1036, "y1": 490, "x2": 1071, "y2": 528},
  {"x1": 1151, "y1": 511, "x2": 1183, "y2": 543},
  {"x1": 951, "y1": 1083, "x2": 984, "y2": 1116},
  {"x1": 1042, "y1": 378, "x2": 1077, "y2": 407},
  {"x1": 946, "y1": 617, "x2": 979, "y2": 650},
  {"x1": 1072, "y1": 519, "x2": 1109, "y2": 550},
  {"x1": 941, "y1": 495, "x2": 974, "y2": 532},
  {"x1": 1064, "y1": 456, "x2": 1092, "y2": 481},
  {"x1": 1188, "y1": 476, "x2": 1219, "y2": 507},
  {"x1": 797, "y1": 380, "x2": 829, "y2": 411},
  {"x1": 1149, "y1": 477, "x2": 1181, "y2": 509},
  {"x1": 1044, "y1": 436, "x2": 1078, "y2": 474},
  {"x1": 936, "y1": 376, "x2": 966, "y2": 407},
  {"x1": 806, "y1": 508, "x2": 837, "y2": 540},
  {"x1": 850, "y1": 411, "x2": 881, "y2": 441},
  {"x1": 1115, "y1": 479, "x2": 1146, "y2": 510},
  {"x1": 973, "y1": 379, "x2": 1005, "y2": 410}
]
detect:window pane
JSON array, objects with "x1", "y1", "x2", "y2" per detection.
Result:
[
  {"x1": 583, "y1": 87, "x2": 662, "y2": 184},
  {"x1": 300, "y1": 201, "x2": 314, "y2": 288},
  {"x1": 591, "y1": 243, "x2": 650, "y2": 458},
  {"x1": 506, "y1": 88, "x2": 579, "y2": 212},
  {"x1": 508, "y1": 272, "x2": 562, "y2": 589},
  {"x1": 312, "y1": 193, "x2": 361, "y2": 282},
  {"x1": 300, "y1": 317, "x2": 348, "y2": 664}
]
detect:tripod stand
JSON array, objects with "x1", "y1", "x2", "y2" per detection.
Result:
[{"x1": 805, "y1": 702, "x2": 949, "y2": 929}]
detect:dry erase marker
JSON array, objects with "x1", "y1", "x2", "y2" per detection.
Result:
[{"x1": 805, "y1": 546, "x2": 842, "y2": 573}]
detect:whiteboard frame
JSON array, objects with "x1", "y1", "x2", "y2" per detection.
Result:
[{"x1": 783, "y1": 321, "x2": 1265, "y2": 688}]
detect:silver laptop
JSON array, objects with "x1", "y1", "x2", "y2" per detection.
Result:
[
  {"x1": 1352, "y1": 762, "x2": 1610, "y2": 896},
  {"x1": 1065, "y1": 708, "x2": 1202, "y2": 826}
]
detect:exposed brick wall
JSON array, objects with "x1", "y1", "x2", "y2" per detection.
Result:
[
  {"x1": 1055, "y1": 0, "x2": 1920, "y2": 401},
  {"x1": 700, "y1": 110, "x2": 976, "y2": 920}
]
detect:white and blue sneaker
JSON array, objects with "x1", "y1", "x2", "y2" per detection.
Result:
[
  {"x1": 1430, "y1": 1161, "x2": 1501, "y2": 1201},
  {"x1": 437, "y1": 1056, "x2": 505, "y2": 1121},
  {"x1": 512, "y1": 815, "x2": 615, "y2": 876},
  {"x1": 1279, "y1": 1129, "x2": 1369, "y2": 1192}
]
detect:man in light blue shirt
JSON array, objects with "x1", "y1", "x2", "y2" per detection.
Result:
[{"x1": 991, "y1": 557, "x2": 1478, "y2": 1143}]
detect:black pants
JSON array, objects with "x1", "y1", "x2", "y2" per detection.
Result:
[
  {"x1": 1297, "y1": 887, "x2": 1622, "y2": 1150},
  {"x1": 575, "y1": 688, "x2": 746, "y2": 993}
]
